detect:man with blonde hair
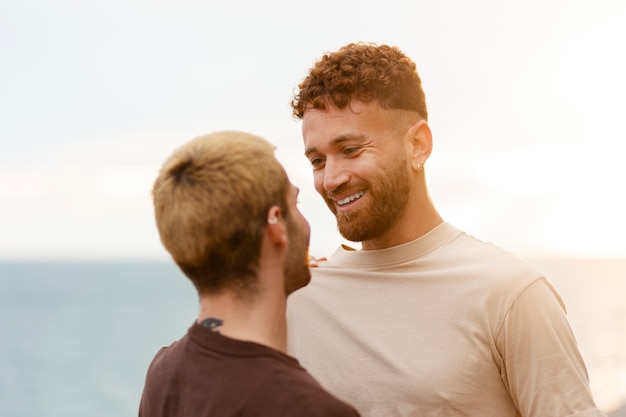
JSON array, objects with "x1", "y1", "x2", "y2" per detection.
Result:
[{"x1": 139, "y1": 130, "x2": 359, "y2": 417}]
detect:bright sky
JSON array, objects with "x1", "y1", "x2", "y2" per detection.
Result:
[{"x1": 1, "y1": 0, "x2": 625, "y2": 261}]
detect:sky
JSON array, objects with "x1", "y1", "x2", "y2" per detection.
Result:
[{"x1": 1, "y1": 0, "x2": 625, "y2": 261}]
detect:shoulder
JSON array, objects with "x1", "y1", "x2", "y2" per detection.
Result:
[
  {"x1": 445, "y1": 230, "x2": 545, "y2": 284},
  {"x1": 145, "y1": 325, "x2": 197, "y2": 376}
]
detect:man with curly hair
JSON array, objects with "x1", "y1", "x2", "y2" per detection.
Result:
[
  {"x1": 287, "y1": 43, "x2": 606, "y2": 417},
  {"x1": 139, "y1": 131, "x2": 360, "y2": 417}
]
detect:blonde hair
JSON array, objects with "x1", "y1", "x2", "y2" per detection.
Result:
[{"x1": 152, "y1": 131, "x2": 290, "y2": 295}]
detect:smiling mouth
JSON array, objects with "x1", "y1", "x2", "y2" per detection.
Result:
[{"x1": 335, "y1": 191, "x2": 365, "y2": 206}]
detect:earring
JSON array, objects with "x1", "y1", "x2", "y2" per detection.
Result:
[{"x1": 267, "y1": 217, "x2": 278, "y2": 224}]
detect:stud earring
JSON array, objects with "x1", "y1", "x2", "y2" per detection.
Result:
[{"x1": 267, "y1": 217, "x2": 278, "y2": 224}]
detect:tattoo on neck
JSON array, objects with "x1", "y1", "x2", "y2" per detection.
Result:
[{"x1": 200, "y1": 317, "x2": 224, "y2": 332}]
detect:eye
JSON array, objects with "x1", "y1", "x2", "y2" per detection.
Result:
[
  {"x1": 343, "y1": 146, "x2": 361, "y2": 156},
  {"x1": 309, "y1": 156, "x2": 325, "y2": 169}
]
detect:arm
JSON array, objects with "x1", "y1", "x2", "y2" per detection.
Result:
[{"x1": 498, "y1": 278, "x2": 606, "y2": 417}]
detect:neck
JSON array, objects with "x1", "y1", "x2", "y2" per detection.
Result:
[{"x1": 197, "y1": 285, "x2": 288, "y2": 353}]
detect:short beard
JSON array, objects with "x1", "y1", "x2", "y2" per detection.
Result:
[
  {"x1": 283, "y1": 218, "x2": 311, "y2": 295},
  {"x1": 326, "y1": 158, "x2": 411, "y2": 242}
]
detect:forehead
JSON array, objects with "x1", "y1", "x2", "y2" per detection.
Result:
[
  {"x1": 303, "y1": 101, "x2": 402, "y2": 140},
  {"x1": 287, "y1": 184, "x2": 299, "y2": 199},
  {"x1": 304, "y1": 100, "x2": 386, "y2": 127}
]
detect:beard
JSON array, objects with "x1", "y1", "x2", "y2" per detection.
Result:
[
  {"x1": 325, "y1": 158, "x2": 411, "y2": 243},
  {"x1": 283, "y1": 217, "x2": 311, "y2": 295}
]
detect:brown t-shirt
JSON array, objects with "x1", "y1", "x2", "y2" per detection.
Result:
[{"x1": 139, "y1": 321, "x2": 359, "y2": 417}]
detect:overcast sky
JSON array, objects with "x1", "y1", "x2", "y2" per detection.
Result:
[{"x1": 1, "y1": 0, "x2": 625, "y2": 261}]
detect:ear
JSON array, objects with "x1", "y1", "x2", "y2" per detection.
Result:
[
  {"x1": 265, "y1": 206, "x2": 287, "y2": 246},
  {"x1": 405, "y1": 119, "x2": 433, "y2": 172}
]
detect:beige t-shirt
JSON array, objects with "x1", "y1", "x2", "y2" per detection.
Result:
[{"x1": 287, "y1": 223, "x2": 605, "y2": 417}]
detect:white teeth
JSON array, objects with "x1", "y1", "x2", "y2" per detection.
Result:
[{"x1": 336, "y1": 191, "x2": 364, "y2": 206}]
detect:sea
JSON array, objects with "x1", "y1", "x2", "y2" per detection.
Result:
[{"x1": 1, "y1": 259, "x2": 625, "y2": 417}]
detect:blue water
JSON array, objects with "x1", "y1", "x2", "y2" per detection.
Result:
[
  {"x1": 0, "y1": 263, "x2": 197, "y2": 417},
  {"x1": 1, "y1": 260, "x2": 625, "y2": 416}
]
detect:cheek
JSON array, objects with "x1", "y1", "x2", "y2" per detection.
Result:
[
  {"x1": 313, "y1": 171, "x2": 326, "y2": 194},
  {"x1": 298, "y1": 212, "x2": 311, "y2": 237}
]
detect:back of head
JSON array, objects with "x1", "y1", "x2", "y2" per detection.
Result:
[
  {"x1": 291, "y1": 42, "x2": 428, "y2": 120},
  {"x1": 152, "y1": 131, "x2": 290, "y2": 296}
]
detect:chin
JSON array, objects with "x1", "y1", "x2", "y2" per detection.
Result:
[{"x1": 285, "y1": 269, "x2": 312, "y2": 295}]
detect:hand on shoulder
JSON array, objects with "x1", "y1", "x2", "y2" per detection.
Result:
[{"x1": 309, "y1": 256, "x2": 328, "y2": 267}]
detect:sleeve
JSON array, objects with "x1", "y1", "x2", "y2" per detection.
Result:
[{"x1": 497, "y1": 278, "x2": 607, "y2": 417}]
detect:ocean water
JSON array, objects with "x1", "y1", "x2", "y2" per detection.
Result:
[
  {"x1": 0, "y1": 263, "x2": 197, "y2": 417},
  {"x1": 1, "y1": 259, "x2": 624, "y2": 416}
]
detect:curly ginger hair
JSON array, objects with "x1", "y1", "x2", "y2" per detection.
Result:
[{"x1": 291, "y1": 42, "x2": 428, "y2": 121}]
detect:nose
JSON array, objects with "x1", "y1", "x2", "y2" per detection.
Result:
[{"x1": 319, "y1": 157, "x2": 349, "y2": 194}]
